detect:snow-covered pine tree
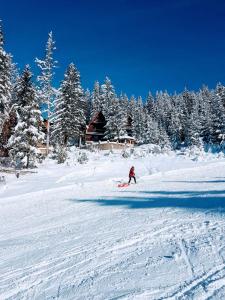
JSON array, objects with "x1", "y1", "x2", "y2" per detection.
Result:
[
  {"x1": 0, "y1": 22, "x2": 12, "y2": 125},
  {"x1": 120, "y1": 93, "x2": 129, "y2": 114},
  {"x1": 167, "y1": 93, "x2": 185, "y2": 148},
  {"x1": 132, "y1": 96, "x2": 146, "y2": 143},
  {"x1": 101, "y1": 77, "x2": 116, "y2": 119},
  {"x1": 0, "y1": 21, "x2": 13, "y2": 155},
  {"x1": 35, "y1": 32, "x2": 57, "y2": 154},
  {"x1": 182, "y1": 88, "x2": 195, "y2": 116},
  {"x1": 216, "y1": 82, "x2": 225, "y2": 109},
  {"x1": 198, "y1": 86, "x2": 212, "y2": 144},
  {"x1": 185, "y1": 93, "x2": 202, "y2": 147},
  {"x1": 10, "y1": 63, "x2": 20, "y2": 105},
  {"x1": 91, "y1": 81, "x2": 102, "y2": 117},
  {"x1": 52, "y1": 63, "x2": 86, "y2": 147},
  {"x1": 159, "y1": 91, "x2": 172, "y2": 131},
  {"x1": 84, "y1": 89, "x2": 92, "y2": 124},
  {"x1": 158, "y1": 124, "x2": 171, "y2": 149},
  {"x1": 143, "y1": 112, "x2": 160, "y2": 144},
  {"x1": 104, "y1": 96, "x2": 127, "y2": 140},
  {"x1": 128, "y1": 95, "x2": 136, "y2": 120},
  {"x1": 209, "y1": 90, "x2": 225, "y2": 146},
  {"x1": 8, "y1": 66, "x2": 43, "y2": 168},
  {"x1": 215, "y1": 83, "x2": 225, "y2": 147},
  {"x1": 145, "y1": 91, "x2": 155, "y2": 116},
  {"x1": 127, "y1": 95, "x2": 137, "y2": 138},
  {"x1": 173, "y1": 92, "x2": 188, "y2": 145},
  {"x1": 50, "y1": 92, "x2": 63, "y2": 146},
  {"x1": 154, "y1": 91, "x2": 166, "y2": 127}
]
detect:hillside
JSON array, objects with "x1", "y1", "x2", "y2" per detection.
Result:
[{"x1": 1, "y1": 147, "x2": 225, "y2": 299}]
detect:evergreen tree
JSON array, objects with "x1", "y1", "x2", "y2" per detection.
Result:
[
  {"x1": 104, "y1": 96, "x2": 127, "y2": 140},
  {"x1": 216, "y1": 82, "x2": 225, "y2": 109},
  {"x1": 120, "y1": 93, "x2": 129, "y2": 112},
  {"x1": 209, "y1": 91, "x2": 225, "y2": 145},
  {"x1": 143, "y1": 112, "x2": 160, "y2": 144},
  {"x1": 84, "y1": 89, "x2": 92, "y2": 124},
  {"x1": 35, "y1": 32, "x2": 57, "y2": 154},
  {"x1": 167, "y1": 93, "x2": 183, "y2": 148},
  {"x1": 52, "y1": 63, "x2": 85, "y2": 146},
  {"x1": 0, "y1": 22, "x2": 12, "y2": 127},
  {"x1": 128, "y1": 95, "x2": 137, "y2": 138},
  {"x1": 145, "y1": 91, "x2": 155, "y2": 115},
  {"x1": 185, "y1": 94, "x2": 202, "y2": 147},
  {"x1": 182, "y1": 88, "x2": 195, "y2": 116},
  {"x1": 158, "y1": 124, "x2": 171, "y2": 149},
  {"x1": 0, "y1": 21, "x2": 13, "y2": 154},
  {"x1": 199, "y1": 86, "x2": 212, "y2": 143},
  {"x1": 8, "y1": 66, "x2": 43, "y2": 168},
  {"x1": 91, "y1": 81, "x2": 102, "y2": 117},
  {"x1": 132, "y1": 96, "x2": 145, "y2": 143},
  {"x1": 101, "y1": 77, "x2": 116, "y2": 119}
]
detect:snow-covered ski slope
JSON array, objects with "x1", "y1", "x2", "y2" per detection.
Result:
[{"x1": 1, "y1": 147, "x2": 225, "y2": 300}]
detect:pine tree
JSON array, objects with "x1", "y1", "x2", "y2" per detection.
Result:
[
  {"x1": 0, "y1": 21, "x2": 13, "y2": 155},
  {"x1": 132, "y1": 97, "x2": 146, "y2": 143},
  {"x1": 199, "y1": 86, "x2": 212, "y2": 144},
  {"x1": 143, "y1": 112, "x2": 160, "y2": 144},
  {"x1": 0, "y1": 21, "x2": 12, "y2": 128},
  {"x1": 166, "y1": 93, "x2": 183, "y2": 148},
  {"x1": 35, "y1": 32, "x2": 57, "y2": 154},
  {"x1": 104, "y1": 96, "x2": 127, "y2": 140},
  {"x1": 158, "y1": 124, "x2": 171, "y2": 149},
  {"x1": 185, "y1": 94, "x2": 202, "y2": 147},
  {"x1": 128, "y1": 95, "x2": 136, "y2": 119},
  {"x1": 172, "y1": 92, "x2": 188, "y2": 144},
  {"x1": 120, "y1": 93, "x2": 129, "y2": 114},
  {"x1": 52, "y1": 63, "x2": 85, "y2": 146},
  {"x1": 91, "y1": 81, "x2": 102, "y2": 117},
  {"x1": 84, "y1": 89, "x2": 92, "y2": 124},
  {"x1": 101, "y1": 77, "x2": 116, "y2": 119},
  {"x1": 216, "y1": 82, "x2": 225, "y2": 109},
  {"x1": 209, "y1": 90, "x2": 225, "y2": 145},
  {"x1": 127, "y1": 95, "x2": 137, "y2": 138},
  {"x1": 182, "y1": 88, "x2": 195, "y2": 116},
  {"x1": 8, "y1": 66, "x2": 43, "y2": 168},
  {"x1": 145, "y1": 91, "x2": 155, "y2": 115}
]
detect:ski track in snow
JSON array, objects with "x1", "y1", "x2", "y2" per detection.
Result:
[{"x1": 1, "y1": 151, "x2": 225, "y2": 299}]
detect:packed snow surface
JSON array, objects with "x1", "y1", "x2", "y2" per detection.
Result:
[{"x1": 1, "y1": 146, "x2": 225, "y2": 300}]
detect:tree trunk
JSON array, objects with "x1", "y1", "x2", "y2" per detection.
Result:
[
  {"x1": 79, "y1": 135, "x2": 82, "y2": 148},
  {"x1": 46, "y1": 102, "x2": 50, "y2": 155},
  {"x1": 26, "y1": 154, "x2": 30, "y2": 168}
]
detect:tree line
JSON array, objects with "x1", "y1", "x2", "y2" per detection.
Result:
[{"x1": 0, "y1": 22, "x2": 225, "y2": 168}]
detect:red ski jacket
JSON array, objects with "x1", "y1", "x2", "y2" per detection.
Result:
[{"x1": 129, "y1": 167, "x2": 135, "y2": 177}]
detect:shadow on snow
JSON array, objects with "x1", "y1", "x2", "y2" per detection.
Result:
[
  {"x1": 70, "y1": 188, "x2": 225, "y2": 211},
  {"x1": 162, "y1": 180, "x2": 225, "y2": 184}
]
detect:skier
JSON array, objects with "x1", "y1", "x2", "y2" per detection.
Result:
[{"x1": 128, "y1": 166, "x2": 136, "y2": 184}]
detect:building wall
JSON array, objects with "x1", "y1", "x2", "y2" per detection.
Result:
[{"x1": 87, "y1": 141, "x2": 134, "y2": 151}]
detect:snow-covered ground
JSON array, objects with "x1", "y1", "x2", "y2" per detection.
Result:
[{"x1": 1, "y1": 146, "x2": 225, "y2": 300}]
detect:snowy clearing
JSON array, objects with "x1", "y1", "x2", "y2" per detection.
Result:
[{"x1": 1, "y1": 148, "x2": 225, "y2": 300}]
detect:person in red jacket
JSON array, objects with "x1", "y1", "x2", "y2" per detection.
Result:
[{"x1": 128, "y1": 166, "x2": 136, "y2": 184}]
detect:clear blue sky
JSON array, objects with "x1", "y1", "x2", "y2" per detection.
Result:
[{"x1": 1, "y1": 0, "x2": 225, "y2": 98}]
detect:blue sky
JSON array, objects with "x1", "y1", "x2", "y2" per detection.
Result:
[{"x1": 1, "y1": 0, "x2": 225, "y2": 98}]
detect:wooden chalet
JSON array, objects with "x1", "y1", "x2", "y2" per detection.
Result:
[
  {"x1": 124, "y1": 116, "x2": 133, "y2": 138},
  {"x1": 86, "y1": 112, "x2": 107, "y2": 143},
  {"x1": 36, "y1": 119, "x2": 52, "y2": 156},
  {"x1": 85, "y1": 111, "x2": 135, "y2": 147}
]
